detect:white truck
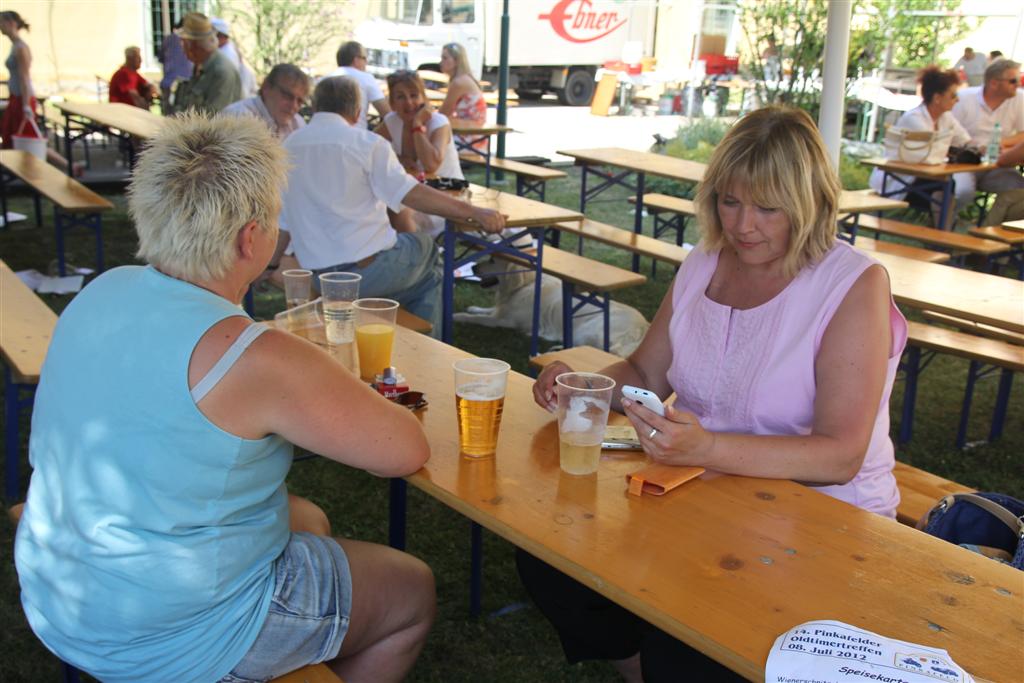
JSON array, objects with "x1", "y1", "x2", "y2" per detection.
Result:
[{"x1": 354, "y1": 0, "x2": 657, "y2": 105}]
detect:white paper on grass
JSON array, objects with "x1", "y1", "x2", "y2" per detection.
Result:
[
  {"x1": 0, "y1": 211, "x2": 28, "y2": 227},
  {"x1": 16, "y1": 269, "x2": 85, "y2": 294},
  {"x1": 766, "y1": 620, "x2": 974, "y2": 683}
]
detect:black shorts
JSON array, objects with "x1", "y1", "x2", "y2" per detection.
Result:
[{"x1": 515, "y1": 550, "x2": 745, "y2": 682}]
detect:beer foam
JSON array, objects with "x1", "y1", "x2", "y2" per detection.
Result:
[
  {"x1": 456, "y1": 383, "x2": 504, "y2": 401},
  {"x1": 561, "y1": 396, "x2": 609, "y2": 434}
]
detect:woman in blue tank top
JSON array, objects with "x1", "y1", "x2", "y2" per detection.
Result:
[{"x1": 14, "y1": 114, "x2": 436, "y2": 682}]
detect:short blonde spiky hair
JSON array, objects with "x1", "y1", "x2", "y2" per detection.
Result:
[
  {"x1": 129, "y1": 113, "x2": 288, "y2": 282},
  {"x1": 694, "y1": 106, "x2": 839, "y2": 277}
]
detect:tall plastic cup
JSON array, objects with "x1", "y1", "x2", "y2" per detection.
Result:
[
  {"x1": 353, "y1": 298, "x2": 399, "y2": 381},
  {"x1": 282, "y1": 268, "x2": 313, "y2": 308},
  {"x1": 555, "y1": 372, "x2": 616, "y2": 475},
  {"x1": 318, "y1": 272, "x2": 361, "y2": 347},
  {"x1": 453, "y1": 358, "x2": 510, "y2": 458}
]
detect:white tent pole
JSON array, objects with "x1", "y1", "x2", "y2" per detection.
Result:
[{"x1": 818, "y1": 0, "x2": 853, "y2": 168}]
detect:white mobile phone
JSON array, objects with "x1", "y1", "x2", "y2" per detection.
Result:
[{"x1": 621, "y1": 385, "x2": 666, "y2": 417}]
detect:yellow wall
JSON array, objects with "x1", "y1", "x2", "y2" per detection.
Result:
[{"x1": 1, "y1": 1, "x2": 149, "y2": 100}]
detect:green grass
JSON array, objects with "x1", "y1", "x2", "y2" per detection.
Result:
[{"x1": 0, "y1": 162, "x2": 1021, "y2": 682}]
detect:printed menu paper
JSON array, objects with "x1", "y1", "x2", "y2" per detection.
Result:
[{"x1": 766, "y1": 620, "x2": 974, "y2": 683}]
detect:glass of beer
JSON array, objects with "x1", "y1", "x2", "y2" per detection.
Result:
[
  {"x1": 555, "y1": 372, "x2": 616, "y2": 476},
  {"x1": 354, "y1": 298, "x2": 399, "y2": 381},
  {"x1": 453, "y1": 357, "x2": 510, "y2": 458},
  {"x1": 282, "y1": 268, "x2": 313, "y2": 308}
]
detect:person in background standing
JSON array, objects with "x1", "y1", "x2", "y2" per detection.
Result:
[
  {"x1": 0, "y1": 9, "x2": 73, "y2": 171},
  {"x1": 158, "y1": 19, "x2": 192, "y2": 114},
  {"x1": 170, "y1": 12, "x2": 241, "y2": 115},
  {"x1": 954, "y1": 47, "x2": 986, "y2": 87},
  {"x1": 328, "y1": 41, "x2": 390, "y2": 129},
  {"x1": 109, "y1": 46, "x2": 156, "y2": 109},
  {"x1": 211, "y1": 17, "x2": 257, "y2": 98},
  {"x1": 989, "y1": 50, "x2": 1004, "y2": 64}
]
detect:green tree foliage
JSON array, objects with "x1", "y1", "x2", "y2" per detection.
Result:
[
  {"x1": 211, "y1": 0, "x2": 352, "y2": 79},
  {"x1": 739, "y1": 0, "x2": 975, "y2": 114}
]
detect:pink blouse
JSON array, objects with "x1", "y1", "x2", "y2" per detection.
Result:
[{"x1": 667, "y1": 240, "x2": 907, "y2": 517}]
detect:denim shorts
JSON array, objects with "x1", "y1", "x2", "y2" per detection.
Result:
[{"x1": 219, "y1": 533, "x2": 353, "y2": 683}]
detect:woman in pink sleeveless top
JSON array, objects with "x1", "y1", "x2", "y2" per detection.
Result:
[
  {"x1": 522, "y1": 106, "x2": 907, "y2": 681},
  {"x1": 438, "y1": 42, "x2": 487, "y2": 151}
]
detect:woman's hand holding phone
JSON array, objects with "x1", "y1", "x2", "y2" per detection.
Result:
[{"x1": 620, "y1": 385, "x2": 715, "y2": 467}]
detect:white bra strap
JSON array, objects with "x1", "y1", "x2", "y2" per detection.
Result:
[{"x1": 190, "y1": 323, "x2": 269, "y2": 403}]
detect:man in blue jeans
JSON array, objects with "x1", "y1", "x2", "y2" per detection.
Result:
[{"x1": 277, "y1": 75, "x2": 504, "y2": 336}]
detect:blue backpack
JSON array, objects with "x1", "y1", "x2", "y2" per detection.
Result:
[{"x1": 918, "y1": 493, "x2": 1024, "y2": 570}]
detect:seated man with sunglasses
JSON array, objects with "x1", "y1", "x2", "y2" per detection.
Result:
[
  {"x1": 952, "y1": 58, "x2": 1024, "y2": 197},
  {"x1": 223, "y1": 63, "x2": 310, "y2": 140}
]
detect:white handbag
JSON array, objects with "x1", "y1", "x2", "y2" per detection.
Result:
[{"x1": 883, "y1": 126, "x2": 954, "y2": 165}]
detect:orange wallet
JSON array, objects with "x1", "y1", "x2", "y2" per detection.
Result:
[{"x1": 626, "y1": 464, "x2": 705, "y2": 497}]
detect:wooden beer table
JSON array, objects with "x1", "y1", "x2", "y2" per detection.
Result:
[
  {"x1": 54, "y1": 101, "x2": 165, "y2": 176},
  {"x1": 442, "y1": 184, "x2": 583, "y2": 354},
  {"x1": 450, "y1": 121, "x2": 514, "y2": 186},
  {"x1": 383, "y1": 325, "x2": 1021, "y2": 682},
  {"x1": 871, "y1": 251, "x2": 1024, "y2": 334},
  {"x1": 860, "y1": 157, "x2": 994, "y2": 233},
  {"x1": 559, "y1": 148, "x2": 909, "y2": 267}
]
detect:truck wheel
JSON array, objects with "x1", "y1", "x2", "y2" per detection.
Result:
[
  {"x1": 557, "y1": 69, "x2": 595, "y2": 106},
  {"x1": 515, "y1": 89, "x2": 544, "y2": 101}
]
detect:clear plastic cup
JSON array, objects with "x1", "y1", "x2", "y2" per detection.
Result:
[
  {"x1": 318, "y1": 272, "x2": 361, "y2": 346},
  {"x1": 453, "y1": 358, "x2": 510, "y2": 458},
  {"x1": 555, "y1": 372, "x2": 616, "y2": 475}
]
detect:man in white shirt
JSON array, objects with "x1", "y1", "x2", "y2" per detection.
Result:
[
  {"x1": 952, "y1": 58, "x2": 1024, "y2": 195},
  {"x1": 211, "y1": 17, "x2": 257, "y2": 97},
  {"x1": 223, "y1": 64, "x2": 309, "y2": 140},
  {"x1": 278, "y1": 76, "x2": 505, "y2": 336},
  {"x1": 327, "y1": 41, "x2": 390, "y2": 129},
  {"x1": 954, "y1": 47, "x2": 986, "y2": 87}
]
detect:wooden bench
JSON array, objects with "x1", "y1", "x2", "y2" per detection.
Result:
[
  {"x1": 271, "y1": 663, "x2": 344, "y2": 683},
  {"x1": 0, "y1": 149, "x2": 113, "y2": 275},
  {"x1": 552, "y1": 218, "x2": 690, "y2": 267},
  {"x1": 968, "y1": 225, "x2": 1024, "y2": 278},
  {"x1": 848, "y1": 214, "x2": 1008, "y2": 268},
  {"x1": 458, "y1": 153, "x2": 566, "y2": 201},
  {"x1": 495, "y1": 246, "x2": 645, "y2": 351},
  {"x1": 528, "y1": 346, "x2": 975, "y2": 528},
  {"x1": 1, "y1": 259, "x2": 58, "y2": 500},
  {"x1": 892, "y1": 461, "x2": 973, "y2": 527},
  {"x1": 628, "y1": 193, "x2": 697, "y2": 247},
  {"x1": 901, "y1": 320, "x2": 1023, "y2": 449},
  {"x1": 853, "y1": 235, "x2": 951, "y2": 263},
  {"x1": 922, "y1": 310, "x2": 1024, "y2": 346}
]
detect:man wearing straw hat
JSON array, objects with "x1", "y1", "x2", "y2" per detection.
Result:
[{"x1": 170, "y1": 12, "x2": 240, "y2": 115}]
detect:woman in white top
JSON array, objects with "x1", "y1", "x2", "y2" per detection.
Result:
[
  {"x1": 869, "y1": 66, "x2": 971, "y2": 229},
  {"x1": 377, "y1": 70, "x2": 462, "y2": 235},
  {"x1": 377, "y1": 70, "x2": 462, "y2": 180}
]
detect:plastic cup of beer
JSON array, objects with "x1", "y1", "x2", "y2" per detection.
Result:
[
  {"x1": 353, "y1": 298, "x2": 399, "y2": 381},
  {"x1": 318, "y1": 272, "x2": 361, "y2": 347},
  {"x1": 555, "y1": 372, "x2": 616, "y2": 476},
  {"x1": 453, "y1": 358, "x2": 510, "y2": 458},
  {"x1": 282, "y1": 268, "x2": 313, "y2": 309}
]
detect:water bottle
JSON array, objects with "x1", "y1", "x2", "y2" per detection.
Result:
[{"x1": 985, "y1": 122, "x2": 1002, "y2": 164}]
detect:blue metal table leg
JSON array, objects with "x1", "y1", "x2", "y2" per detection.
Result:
[
  {"x1": 442, "y1": 223, "x2": 456, "y2": 343},
  {"x1": 562, "y1": 281, "x2": 574, "y2": 349},
  {"x1": 62, "y1": 662, "x2": 81, "y2": 683},
  {"x1": 33, "y1": 192, "x2": 42, "y2": 227},
  {"x1": 898, "y1": 347, "x2": 921, "y2": 445},
  {"x1": 631, "y1": 172, "x2": 645, "y2": 273},
  {"x1": 529, "y1": 232, "x2": 544, "y2": 357},
  {"x1": 389, "y1": 478, "x2": 407, "y2": 550},
  {"x1": 602, "y1": 292, "x2": 611, "y2": 352},
  {"x1": 579, "y1": 163, "x2": 589, "y2": 214},
  {"x1": 938, "y1": 178, "x2": 953, "y2": 231},
  {"x1": 988, "y1": 369, "x2": 1013, "y2": 442},
  {"x1": 956, "y1": 360, "x2": 981, "y2": 449},
  {"x1": 54, "y1": 207, "x2": 67, "y2": 276},
  {"x1": 243, "y1": 287, "x2": 255, "y2": 316},
  {"x1": 5, "y1": 367, "x2": 21, "y2": 501},
  {"x1": 470, "y1": 521, "x2": 482, "y2": 618}
]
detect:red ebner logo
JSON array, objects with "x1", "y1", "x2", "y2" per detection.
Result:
[{"x1": 538, "y1": 0, "x2": 628, "y2": 44}]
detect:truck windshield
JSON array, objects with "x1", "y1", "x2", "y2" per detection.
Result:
[{"x1": 371, "y1": 0, "x2": 433, "y2": 25}]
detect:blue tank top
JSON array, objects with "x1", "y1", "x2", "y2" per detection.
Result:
[{"x1": 15, "y1": 266, "x2": 291, "y2": 682}]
